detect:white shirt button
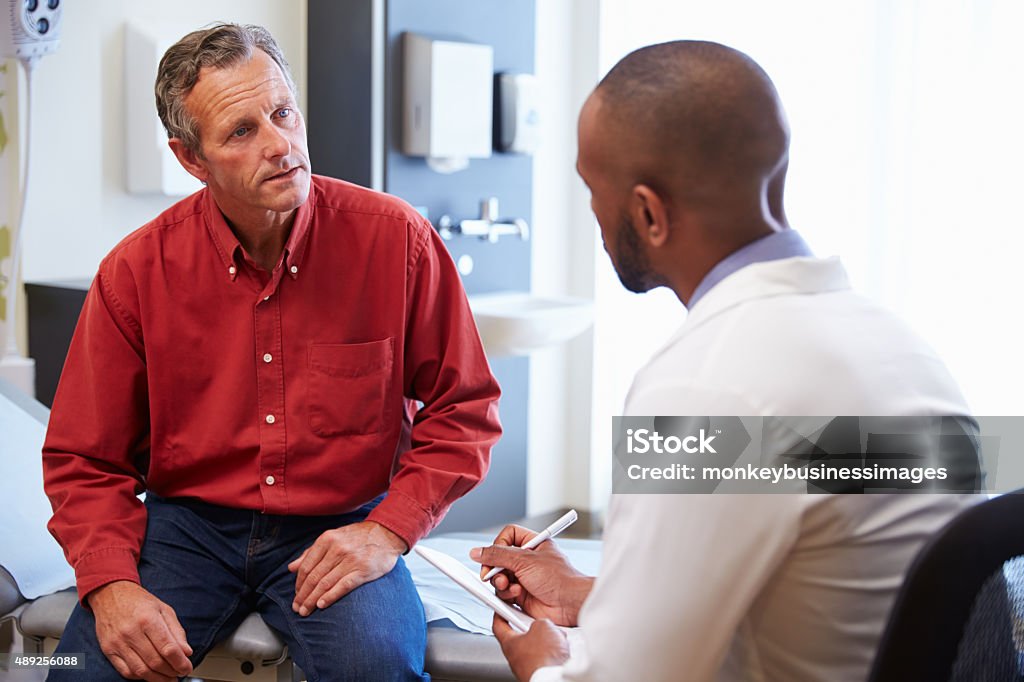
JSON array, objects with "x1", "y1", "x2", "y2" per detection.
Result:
[
  {"x1": 263, "y1": 295, "x2": 270, "y2": 301},
  {"x1": 263, "y1": 353, "x2": 273, "y2": 363},
  {"x1": 228, "y1": 266, "x2": 236, "y2": 275},
  {"x1": 265, "y1": 414, "x2": 276, "y2": 424},
  {"x1": 265, "y1": 475, "x2": 276, "y2": 486},
  {"x1": 290, "y1": 265, "x2": 298, "y2": 274}
]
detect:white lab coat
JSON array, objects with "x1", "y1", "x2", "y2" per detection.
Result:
[{"x1": 534, "y1": 257, "x2": 976, "y2": 682}]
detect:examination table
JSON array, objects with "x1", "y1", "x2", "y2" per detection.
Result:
[
  {"x1": 0, "y1": 379, "x2": 600, "y2": 681},
  {"x1": 1, "y1": 540, "x2": 514, "y2": 682}
]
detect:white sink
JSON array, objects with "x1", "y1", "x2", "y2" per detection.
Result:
[{"x1": 468, "y1": 292, "x2": 594, "y2": 357}]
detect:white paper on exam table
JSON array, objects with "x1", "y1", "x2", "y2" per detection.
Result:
[
  {"x1": 407, "y1": 535, "x2": 602, "y2": 636},
  {"x1": 0, "y1": 393, "x2": 75, "y2": 599}
]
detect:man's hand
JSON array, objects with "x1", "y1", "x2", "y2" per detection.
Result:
[
  {"x1": 492, "y1": 615, "x2": 570, "y2": 682},
  {"x1": 87, "y1": 580, "x2": 193, "y2": 682},
  {"x1": 470, "y1": 524, "x2": 594, "y2": 627},
  {"x1": 289, "y1": 520, "x2": 408, "y2": 616}
]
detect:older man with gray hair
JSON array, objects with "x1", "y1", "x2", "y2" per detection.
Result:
[{"x1": 42, "y1": 23, "x2": 501, "y2": 681}]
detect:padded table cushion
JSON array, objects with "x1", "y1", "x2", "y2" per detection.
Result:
[
  {"x1": 426, "y1": 624, "x2": 513, "y2": 681},
  {"x1": 0, "y1": 566, "x2": 25, "y2": 616},
  {"x1": 17, "y1": 589, "x2": 287, "y2": 662}
]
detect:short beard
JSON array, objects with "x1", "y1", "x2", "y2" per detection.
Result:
[{"x1": 613, "y1": 213, "x2": 663, "y2": 293}]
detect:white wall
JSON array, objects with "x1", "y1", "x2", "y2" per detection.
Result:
[
  {"x1": 528, "y1": 0, "x2": 601, "y2": 516},
  {"x1": 18, "y1": 0, "x2": 307, "y2": 282}
]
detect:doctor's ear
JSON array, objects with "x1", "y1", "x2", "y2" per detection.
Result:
[
  {"x1": 631, "y1": 184, "x2": 670, "y2": 248},
  {"x1": 168, "y1": 138, "x2": 210, "y2": 184}
]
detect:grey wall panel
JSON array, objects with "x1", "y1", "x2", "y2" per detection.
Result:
[{"x1": 307, "y1": 0, "x2": 377, "y2": 188}]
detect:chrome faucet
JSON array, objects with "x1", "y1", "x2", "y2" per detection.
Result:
[{"x1": 438, "y1": 198, "x2": 530, "y2": 243}]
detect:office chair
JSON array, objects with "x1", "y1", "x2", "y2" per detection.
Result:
[{"x1": 869, "y1": 491, "x2": 1024, "y2": 682}]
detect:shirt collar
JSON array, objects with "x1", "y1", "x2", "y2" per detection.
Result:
[
  {"x1": 688, "y1": 229, "x2": 814, "y2": 309},
  {"x1": 203, "y1": 182, "x2": 315, "y2": 281}
]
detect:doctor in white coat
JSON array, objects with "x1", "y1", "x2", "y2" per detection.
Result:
[{"x1": 471, "y1": 40, "x2": 976, "y2": 681}]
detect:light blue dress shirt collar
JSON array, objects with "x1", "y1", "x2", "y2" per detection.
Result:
[{"x1": 687, "y1": 229, "x2": 814, "y2": 309}]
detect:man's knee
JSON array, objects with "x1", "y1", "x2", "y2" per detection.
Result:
[
  {"x1": 322, "y1": 624, "x2": 427, "y2": 681},
  {"x1": 288, "y1": 598, "x2": 428, "y2": 680}
]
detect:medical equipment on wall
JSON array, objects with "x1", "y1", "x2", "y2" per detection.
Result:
[
  {"x1": 0, "y1": 0, "x2": 64, "y2": 394},
  {"x1": 1, "y1": 0, "x2": 62, "y2": 62}
]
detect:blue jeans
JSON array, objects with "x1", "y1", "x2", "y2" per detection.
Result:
[{"x1": 49, "y1": 494, "x2": 429, "y2": 681}]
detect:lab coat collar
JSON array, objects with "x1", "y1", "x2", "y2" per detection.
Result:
[
  {"x1": 689, "y1": 229, "x2": 814, "y2": 308},
  {"x1": 670, "y1": 256, "x2": 852, "y2": 344}
]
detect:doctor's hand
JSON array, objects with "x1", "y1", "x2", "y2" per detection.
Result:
[
  {"x1": 471, "y1": 524, "x2": 594, "y2": 627},
  {"x1": 87, "y1": 580, "x2": 194, "y2": 682},
  {"x1": 492, "y1": 614, "x2": 570, "y2": 682},
  {"x1": 289, "y1": 520, "x2": 407, "y2": 616}
]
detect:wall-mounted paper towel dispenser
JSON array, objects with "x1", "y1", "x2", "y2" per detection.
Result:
[{"x1": 402, "y1": 32, "x2": 493, "y2": 174}]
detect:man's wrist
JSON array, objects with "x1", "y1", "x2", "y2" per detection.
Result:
[
  {"x1": 367, "y1": 520, "x2": 409, "y2": 554},
  {"x1": 86, "y1": 579, "x2": 138, "y2": 611}
]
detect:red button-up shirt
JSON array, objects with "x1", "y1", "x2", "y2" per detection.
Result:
[{"x1": 42, "y1": 175, "x2": 502, "y2": 600}]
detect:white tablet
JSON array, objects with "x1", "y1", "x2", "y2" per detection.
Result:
[{"x1": 413, "y1": 544, "x2": 534, "y2": 634}]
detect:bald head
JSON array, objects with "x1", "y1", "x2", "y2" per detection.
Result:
[
  {"x1": 592, "y1": 40, "x2": 789, "y2": 206},
  {"x1": 577, "y1": 41, "x2": 794, "y2": 304}
]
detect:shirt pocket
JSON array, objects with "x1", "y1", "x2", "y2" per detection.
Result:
[{"x1": 307, "y1": 339, "x2": 395, "y2": 437}]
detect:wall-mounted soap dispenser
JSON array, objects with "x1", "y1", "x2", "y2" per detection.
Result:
[
  {"x1": 496, "y1": 73, "x2": 540, "y2": 155},
  {"x1": 402, "y1": 32, "x2": 493, "y2": 173}
]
